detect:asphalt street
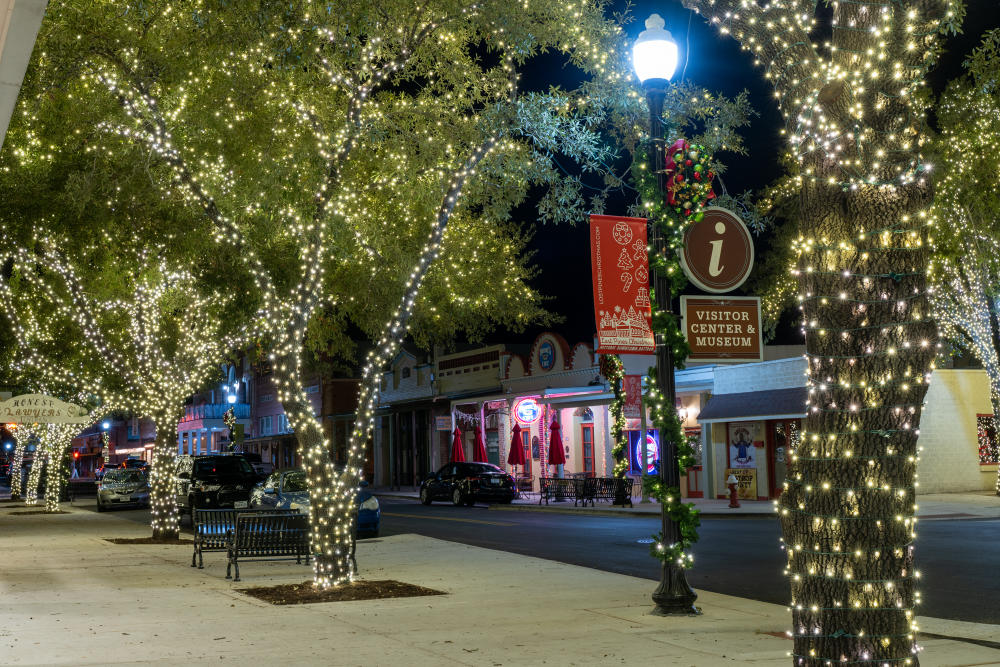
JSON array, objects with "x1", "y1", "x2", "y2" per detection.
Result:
[{"x1": 67, "y1": 496, "x2": 1000, "y2": 624}]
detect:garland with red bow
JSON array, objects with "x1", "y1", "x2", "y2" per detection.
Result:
[{"x1": 664, "y1": 139, "x2": 716, "y2": 222}]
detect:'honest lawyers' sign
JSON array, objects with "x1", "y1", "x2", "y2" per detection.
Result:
[{"x1": 680, "y1": 296, "x2": 763, "y2": 363}]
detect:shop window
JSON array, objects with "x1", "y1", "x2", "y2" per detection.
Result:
[{"x1": 978, "y1": 415, "x2": 999, "y2": 464}]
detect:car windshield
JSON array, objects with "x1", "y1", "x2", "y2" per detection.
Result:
[
  {"x1": 282, "y1": 472, "x2": 308, "y2": 493},
  {"x1": 105, "y1": 470, "x2": 145, "y2": 484},
  {"x1": 194, "y1": 457, "x2": 253, "y2": 476}
]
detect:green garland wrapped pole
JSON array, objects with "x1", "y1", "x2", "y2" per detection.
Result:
[
  {"x1": 599, "y1": 354, "x2": 629, "y2": 480},
  {"x1": 640, "y1": 79, "x2": 701, "y2": 616}
]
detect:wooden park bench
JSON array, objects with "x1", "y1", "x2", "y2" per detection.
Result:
[
  {"x1": 191, "y1": 508, "x2": 298, "y2": 569},
  {"x1": 226, "y1": 512, "x2": 311, "y2": 582},
  {"x1": 538, "y1": 477, "x2": 583, "y2": 505}
]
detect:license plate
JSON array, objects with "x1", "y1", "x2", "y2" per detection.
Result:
[{"x1": 234, "y1": 501, "x2": 248, "y2": 509}]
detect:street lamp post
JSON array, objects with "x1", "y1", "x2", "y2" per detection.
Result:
[
  {"x1": 101, "y1": 420, "x2": 111, "y2": 467},
  {"x1": 633, "y1": 13, "x2": 699, "y2": 616}
]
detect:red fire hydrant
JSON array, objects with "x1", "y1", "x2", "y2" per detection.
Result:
[{"x1": 726, "y1": 473, "x2": 740, "y2": 508}]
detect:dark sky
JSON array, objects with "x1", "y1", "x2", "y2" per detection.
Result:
[{"x1": 483, "y1": 0, "x2": 1000, "y2": 350}]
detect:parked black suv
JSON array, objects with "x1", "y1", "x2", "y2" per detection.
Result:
[{"x1": 175, "y1": 455, "x2": 258, "y2": 521}]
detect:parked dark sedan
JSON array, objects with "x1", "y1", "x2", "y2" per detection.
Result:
[
  {"x1": 175, "y1": 454, "x2": 258, "y2": 520},
  {"x1": 420, "y1": 462, "x2": 517, "y2": 506}
]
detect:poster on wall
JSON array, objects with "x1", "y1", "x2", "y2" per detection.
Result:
[
  {"x1": 628, "y1": 429, "x2": 660, "y2": 475},
  {"x1": 623, "y1": 375, "x2": 643, "y2": 419},
  {"x1": 725, "y1": 467, "x2": 757, "y2": 500},
  {"x1": 727, "y1": 421, "x2": 762, "y2": 469},
  {"x1": 589, "y1": 215, "x2": 655, "y2": 354}
]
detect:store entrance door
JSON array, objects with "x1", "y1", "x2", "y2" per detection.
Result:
[{"x1": 766, "y1": 419, "x2": 798, "y2": 498}]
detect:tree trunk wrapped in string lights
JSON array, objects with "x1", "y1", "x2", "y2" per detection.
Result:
[
  {"x1": 42, "y1": 425, "x2": 78, "y2": 512},
  {"x1": 9, "y1": 426, "x2": 33, "y2": 502},
  {"x1": 678, "y1": 0, "x2": 964, "y2": 664},
  {"x1": 24, "y1": 448, "x2": 45, "y2": 506}
]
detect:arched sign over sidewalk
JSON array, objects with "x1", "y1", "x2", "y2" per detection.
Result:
[{"x1": 0, "y1": 394, "x2": 90, "y2": 424}]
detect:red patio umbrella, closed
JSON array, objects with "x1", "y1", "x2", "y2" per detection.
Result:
[
  {"x1": 507, "y1": 423, "x2": 526, "y2": 467},
  {"x1": 449, "y1": 427, "x2": 466, "y2": 463},
  {"x1": 473, "y1": 427, "x2": 489, "y2": 463},
  {"x1": 548, "y1": 419, "x2": 567, "y2": 466}
]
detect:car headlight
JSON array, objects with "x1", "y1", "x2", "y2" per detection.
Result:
[{"x1": 360, "y1": 497, "x2": 379, "y2": 512}]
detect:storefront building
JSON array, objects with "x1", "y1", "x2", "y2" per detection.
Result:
[{"x1": 695, "y1": 355, "x2": 999, "y2": 500}]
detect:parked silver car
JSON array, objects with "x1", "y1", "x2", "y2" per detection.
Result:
[{"x1": 97, "y1": 469, "x2": 150, "y2": 511}]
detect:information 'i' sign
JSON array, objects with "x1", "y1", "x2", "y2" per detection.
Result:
[{"x1": 679, "y1": 207, "x2": 754, "y2": 294}]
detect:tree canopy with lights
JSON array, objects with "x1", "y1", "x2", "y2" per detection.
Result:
[
  {"x1": 927, "y1": 28, "x2": 1000, "y2": 494},
  {"x1": 678, "y1": 0, "x2": 964, "y2": 664},
  {"x1": 4, "y1": 0, "x2": 670, "y2": 585},
  {"x1": 0, "y1": 240, "x2": 235, "y2": 535}
]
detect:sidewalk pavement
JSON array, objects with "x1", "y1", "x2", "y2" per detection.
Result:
[
  {"x1": 2, "y1": 502, "x2": 997, "y2": 666},
  {"x1": 372, "y1": 486, "x2": 1000, "y2": 520}
]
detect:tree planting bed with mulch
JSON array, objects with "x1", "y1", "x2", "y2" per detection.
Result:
[
  {"x1": 240, "y1": 579, "x2": 446, "y2": 605},
  {"x1": 105, "y1": 537, "x2": 194, "y2": 545}
]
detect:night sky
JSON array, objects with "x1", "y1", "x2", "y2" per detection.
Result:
[{"x1": 485, "y1": 0, "x2": 1000, "y2": 350}]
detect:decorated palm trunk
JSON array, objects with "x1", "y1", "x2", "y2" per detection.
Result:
[
  {"x1": 778, "y1": 182, "x2": 937, "y2": 666},
  {"x1": 149, "y1": 413, "x2": 182, "y2": 540}
]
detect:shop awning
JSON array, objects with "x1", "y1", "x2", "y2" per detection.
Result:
[{"x1": 697, "y1": 386, "x2": 807, "y2": 423}]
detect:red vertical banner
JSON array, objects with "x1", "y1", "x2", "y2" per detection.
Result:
[
  {"x1": 623, "y1": 374, "x2": 643, "y2": 419},
  {"x1": 590, "y1": 215, "x2": 654, "y2": 354}
]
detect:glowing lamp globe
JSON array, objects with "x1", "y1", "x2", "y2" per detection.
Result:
[
  {"x1": 632, "y1": 13, "x2": 678, "y2": 84},
  {"x1": 101, "y1": 421, "x2": 110, "y2": 430}
]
